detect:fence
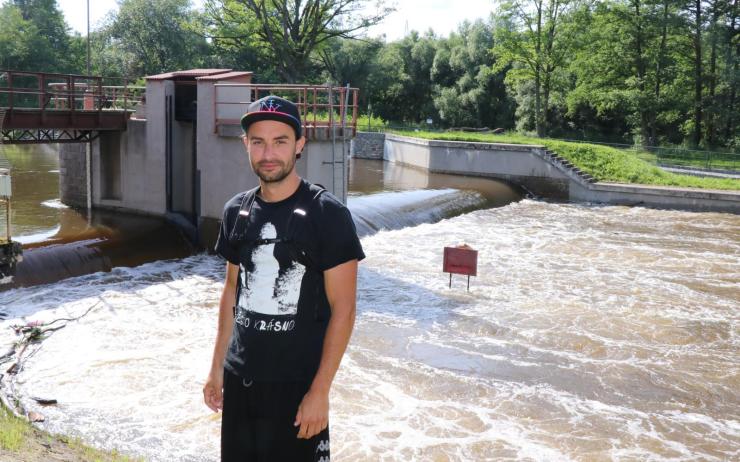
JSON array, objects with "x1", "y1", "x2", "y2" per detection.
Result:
[
  {"x1": 0, "y1": 70, "x2": 144, "y2": 113},
  {"x1": 214, "y1": 83, "x2": 359, "y2": 139}
]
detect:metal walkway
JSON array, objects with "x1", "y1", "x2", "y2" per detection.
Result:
[{"x1": 0, "y1": 70, "x2": 143, "y2": 144}]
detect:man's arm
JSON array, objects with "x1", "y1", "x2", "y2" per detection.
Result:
[
  {"x1": 203, "y1": 261, "x2": 238, "y2": 412},
  {"x1": 295, "y1": 259, "x2": 358, "y2": 439}
]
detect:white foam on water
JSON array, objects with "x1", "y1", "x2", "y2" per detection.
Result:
[
  {"x1": 348, "y1": 188, "x2": 486, "y2": 236},
  {"x1": 13, "y1": 225, "x2": 61, "y2": 244},
  {"x1": 41, "y1": 198, "x2": 69, "y2": 209},
  {"x1": 1, "y1": 199, "x2": 738, "y2": 461}
]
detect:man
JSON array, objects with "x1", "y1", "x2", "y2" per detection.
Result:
[{"x1": 203, "y1": 95, "x2": 364, "y2": 461}]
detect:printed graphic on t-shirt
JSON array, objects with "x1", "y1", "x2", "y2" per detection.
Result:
[{"x1": 237, "y1": 222, "x2": 305, "y2": 317}]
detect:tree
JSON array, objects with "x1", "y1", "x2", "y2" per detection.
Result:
[
  {"x1": 0, "y1": 3, "x2": 36, "y2": 70},
  {"x1": 493, "y1": 0, "x2": 574, "y2": 137},
  {"x1": 0, "y1": 0, "x2": 78, "y2": 73},
  {"x1": 564, "y1": 0, "x2": 692, "y2": 146},
  {"x1": 100, "y1": 0, "x2": 211, "y2": 77},
  {"x1": 319, "y1": 37, "x2": 384, "y2": 108},
  {"x1": 683, "y1": 0, "x2": 705, "y2": 146},
  {"x1": 364, "y1": 31, "x2": 439, "y2": 123},
  {"x1": 432, "y1": 20, "x2": 515, "y2": 128},
  {"x1": 205, "y1": 0, "x2": 393, "y2": 83}
]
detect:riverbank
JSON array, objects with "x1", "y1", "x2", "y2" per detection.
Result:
[
  {"x1": 392, "y1": 130, "x2": 740, "y2": 191},
  {"x1": 0, "y1": 402, "x2": 141, "y2": 462}
]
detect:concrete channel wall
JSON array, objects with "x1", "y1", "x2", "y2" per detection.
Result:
[{"x1": 384, "y1": 134, "x2": 740, "y2": 214}]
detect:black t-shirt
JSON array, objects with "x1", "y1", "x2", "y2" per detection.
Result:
[{"x1": 214, "y1": 179, "x2": 365, "y2": 381}]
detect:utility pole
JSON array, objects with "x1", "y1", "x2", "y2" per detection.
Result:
[{"x1": 86, "y1": 0, "x2": 91, "y2": 76}]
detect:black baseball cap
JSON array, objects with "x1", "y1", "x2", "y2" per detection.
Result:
[{"x1": 240, "y1": 95, "x2": 302, "y2": 139}]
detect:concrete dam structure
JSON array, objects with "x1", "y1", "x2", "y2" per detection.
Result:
[
  {"x1": 352, "y1": 132, "x2": 740, "y2": 214},
  {"x1": 59, "y1": 69, "x2": 358, "y2": 250}
]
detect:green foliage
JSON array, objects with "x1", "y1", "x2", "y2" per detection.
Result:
[
  {"x1": 356, "y1": 113, "x2": 388, "y2": 131},
  {"x1": 0, "y1": 404, "x2": 27, "y2": 450},
  {"x1": 492, "y1": 0, "x2": 575, "y2": 137},
  {"x1": 0, "y1": 0, "x2": 77, "y2": 73},
  {"x1": 392, "y1": 130, "x2": 740, "y2": 190},
  {"x1": 99, "y1": 0, "x2": 210, "y2": 77},
  {"x1": 364, "y1": 31, "x2": 439, "y2": 123},
  {"x1": 205, "y1": 0, "x2": 393, "y2": 83},
  {"x1": 320, "y1": 37, "x2": 385, "y2": 104},
  {"x1": 0, "y1": 0, "x2": 736, "y2": 151},
  {"x1": 432, "y1": 19, "x2": 514, "y2": 129}
]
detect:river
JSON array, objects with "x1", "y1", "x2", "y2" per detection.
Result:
[{"x1": 0, "y1": 147, "x2": 738, "y2": 461}]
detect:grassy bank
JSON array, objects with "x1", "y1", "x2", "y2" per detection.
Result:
[
  {"x1": 392, "y1": 130, "x2": 740, "y2": 191},
  {"x1": 0, "y1": 402, "x2": 141, "y2": 462}
]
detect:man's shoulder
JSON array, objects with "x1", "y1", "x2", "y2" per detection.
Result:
[
  {"x1": 302, "y1": 181, "x2": 345, "y2": 211},
  {"x1": 223, "y1": 188, "x2": 256, "y2": 212}
]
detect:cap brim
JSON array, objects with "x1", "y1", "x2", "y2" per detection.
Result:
[{"x1": 240, "y1": 111, "x2": 302, "y2": 138}]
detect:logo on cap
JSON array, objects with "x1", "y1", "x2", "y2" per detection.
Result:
[{"x1": 260, "y1": 99, "x2": 282, "y2": 112}]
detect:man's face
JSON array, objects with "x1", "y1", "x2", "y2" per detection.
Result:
[{"x1": 244, "y1": 120, "x2": 305, "y2": 183}]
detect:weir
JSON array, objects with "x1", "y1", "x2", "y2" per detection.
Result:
[
  {"x1": 1, "y1": 195, "x2": 737, "y2": 461},
  {"x1": 2, "y1": 156, "x2": 520, "y2": 289}
]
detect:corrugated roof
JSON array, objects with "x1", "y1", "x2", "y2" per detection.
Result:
[
  {"x1": 146, "y1": 69, "x2": 233, "y2": 81},
  {"x1": 197, "y1": 71, "x2": 254, "y2": 81}
]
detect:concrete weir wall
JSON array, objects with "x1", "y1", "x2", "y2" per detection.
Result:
[
  {"x1": 384, "y1": 133, "x2": 571, "y2": 199},
  {"x1": 384, "y1": 134, "x2": 740, "y2": 213}
]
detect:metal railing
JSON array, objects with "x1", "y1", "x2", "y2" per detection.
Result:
[
  {"x1": 214, "y1": 83, "x2": 359, "y2": 139},
  {"x1": 0, "y1": 69, "x2": 144, "y2": 113}
]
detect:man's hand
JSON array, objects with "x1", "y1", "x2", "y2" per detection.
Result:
[
  {"x1": 203, "y1": 369, "x2": 224, "y2": 413},
  {"x1": 294, "y1": 387, "x2": 329, "y2": 439}
]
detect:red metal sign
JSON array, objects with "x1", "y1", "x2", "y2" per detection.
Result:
[
  {"x1": 443, "y1": 244, "x2": 477, "y2": 291},
  {"x1": 443, "y1": 245, "x2": 478, "y2": 276}
]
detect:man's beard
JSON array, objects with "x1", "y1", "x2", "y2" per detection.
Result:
[{"x1": 252, "y1": 155, "x2": 296, "y2": 183}]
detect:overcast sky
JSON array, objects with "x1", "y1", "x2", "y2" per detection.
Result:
[{"x1": 57, "y1": 0, "x2": 494, "y2": 42}]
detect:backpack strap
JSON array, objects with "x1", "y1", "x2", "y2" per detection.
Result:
[
  {"x1": 228, "y1": 186, "x2": 260, "y2": 245},
  {"x1": 285, "y1": 183, "x2": 326, "y2": 270}
]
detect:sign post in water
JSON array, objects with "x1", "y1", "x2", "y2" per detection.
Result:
[{"x1": 443, "y1": 244, "x2": 477, "y2": 291}]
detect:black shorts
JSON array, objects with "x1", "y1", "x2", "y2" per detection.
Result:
[{"x1": 221, "y1": 369, "x2": 330, "y2": 462}]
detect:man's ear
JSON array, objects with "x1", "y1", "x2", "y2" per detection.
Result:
[{"x1": 295, "y1": 136, "x2": 306, "y2": 158}]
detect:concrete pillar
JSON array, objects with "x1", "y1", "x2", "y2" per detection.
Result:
[{"x1": 59, "y1": 143, "x2": 88, "y2": 208}]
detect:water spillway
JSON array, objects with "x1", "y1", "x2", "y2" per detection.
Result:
[
  {"x1": 6, "y1": 211, "x2": 195, "y2": 289},
  {"x1": 1, "y1": 196, "x2": 738, "y2": 461},
  {"x1": 1, "y1": 152, "x2": 737, "y2": 461}
]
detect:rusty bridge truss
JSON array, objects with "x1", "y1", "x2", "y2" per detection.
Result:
[{"x1": 0, "y1": 70, "x2": 143, "y2": 144}]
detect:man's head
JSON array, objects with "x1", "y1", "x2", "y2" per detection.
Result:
[
  {"x1": 241, "y1": 95, "x2": 302, "y2": 139},
  {"x1": 241, "y1": 96, "x2": 306, "y2": 184}
]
